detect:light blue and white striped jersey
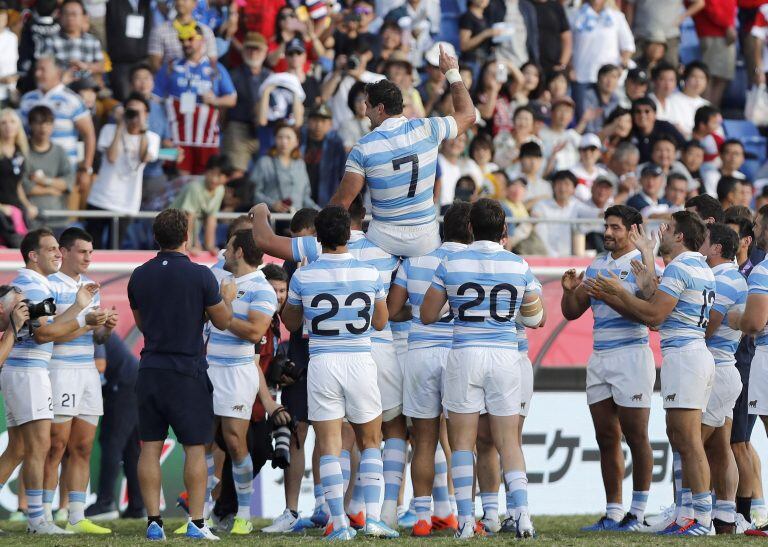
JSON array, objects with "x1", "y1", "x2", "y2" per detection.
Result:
[
  {"x1": 6, "y1": 268, "x2": 56, "y2": 369},
  {"x1": 706, "y1": 262, "x2": 746, "y2": 366},
  {"x1": 20, "y1": 84, "x2": 89, "y2": 165},
  {"x1": 431, "y1": 241, "x2": 539, "y2": 350},
  {"x1": 207, "y1": 270, "x2": 277, "y2": 367},
  {"x1": 657, "y1": 251, "x2": 716, "y2": 350},
  {"x1": 345, "y1": 116, "x2": 458, "y2": 226},
  {"x1": 390, "y1": 318, "x2": 411, "y2": 340},
  {"x1": 287, "y1": 253, "x2": 385, "y2": 356},
  {"x1": 585, "y1": 250, "x2": 659, "y2": 351},
  {"x1": 747, "y1": 257, "x2": 768, "y2": 347},
  {"x1": 49, "y1": 272, "x2": 100, "y2": 369},
  {"x1": 393, "y1": 242, "x2": 466, "y2": 350},
  {"x1": 516, "y1": 278, "x2": 542, "y2": 354},
  {"x1": 291, "y1": 231, "x2": 399, "y2": 342}
]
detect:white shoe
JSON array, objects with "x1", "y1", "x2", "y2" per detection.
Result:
[
  {"x1": 642, "y1": 505, "x2": 676, "y2": 533},
  {"x1": 735, "y1": 513, "x2": 756, "y2": 534},
  {"x1": 480, "y1": 514, "x2": 501, "y2": 534},
  {"x1": 380, "y1": 500, "x2": 398, "y2": 529},
  {"x1": 516, "y1": 511, "x2": 536, "y2": 539},
  {"x1": 454, "y1": 521, "x2": 475, "y2": 538},
  {"x1": 185, "y1": 522, "x2": 220, "y2": 540},
  {"x1": 27, "y1": 520, "x2": 73, "y2": 535},
  {"x1": 261, "y1": 509, "x2": 298, "y2": 533},
  {"x1": 752, "y1": 508, "x2": 768, "y2": 529}
]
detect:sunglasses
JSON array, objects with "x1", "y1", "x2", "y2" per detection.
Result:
[
  {"x1": 286, "y1": 50, "x2": 304, "y2": 56},
  {"x1": 279, "y1": 12, "x2": 295, "y2": 19}
]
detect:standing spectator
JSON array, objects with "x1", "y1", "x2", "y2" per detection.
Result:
[
  {"x1": 0, "y1": 109, "x2": 36, "y2": 228},
  {"x1": 571, "y1": 133, "x2": 611, "y2": 202},
  {"x1": 383, "y1": 0, "x2": 440, "y2": 67},
  {"x1": 17, "y1": 0, "x2": 60, "y2": 94},
  {"x1": 569, "y1": 0, "x2": 635, "y2": 110},
  {"x1": 222, "y1": 32, "x2": 271, "y2": 178},
  {"x1": 147, "y1": 0, "x2": 218, "y2": 71},
  {"x1": 624, "y1": 0, "x2": 704, "y2": 67},
  {"x1": 105, "y1": 0, "x2": 153, "y2": 102},
  {"x1": 153, "y1": 24, "x2": 237, "y2": 175},
  {"x1": 576, "y1": 176, "x2": 614, "y2": 252},
  {"x1": 531, "y1": 169, "x2": 585, "y2": 256},
  {"x1": 484, "y1": 0, "x2": 540, "y2": 68},
  {"x1": 19, "y1": 56, "x2": 96, "y2": 210},
  {"x1": 332, "y1": 0, "x2": 378, "y2": 58},
  {"x1": 458, "y1": 0, "x2": 498, "y2": 65},
  {"x1": 580, "y1": 63, "x2": 621, "y2": 133},
  {"x1": 665, "y1": 61, "x2": 710, "y2": 138},
  {"x1": 86, "y1": 93, "x2": 160, "y2": 248},
  {"x1": 530, "y1": 0, "x2": 571, "y2": 74},
  {"x1": 372, "y1": 20, "x2": 408, "y2": 71},
  {"x1": 437, "y1": 132, "x2": 476, "y2": 207},
  {"x1": 626, "y1": 163, "x2": 666, "y2": 210},
  {"x1": 338, "y1": 81, "x2": 370, "y2": 152},
  {"x1": 691, "y1": 0, "x2": 737, "y2": 107},
  {"x1": 284, "y1": 38, "x2": 322, "y2": 108},
  {"x1": 628, "y1": 96, "x2": 685, "y2": 162},
  {"x1": 649, "y1": 62, "x2": 679, "y2": 124},
  {"x1": 82, "y1": 0, "x2": 107, "y2": 44},
  {"x1": 540, "y1": 96, "x2": 580, "y2": 172},
  {"x1": 418, "y1": 42, "x2": 451, "y2": 115},
  {"x1": 22, "y1": 105, "x2": 73, "y2": 233},
  {"x1": 265, "y1": 6, "x2": 325, "y2": 73},
  {"x1": 43, "y1": 0, "x2": 105, "y2": 84},
  {"x1": 0, "y1": 3, "x2": 18, "y2": 108},
  {"x1": 300, "y1": 104, "x2": 346, "y2": 206},
  {"x1": 250, "y1": 123, "x2": 317, "y2": 213}
]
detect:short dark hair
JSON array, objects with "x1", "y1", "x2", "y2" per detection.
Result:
[
  {"x1": 349, "y1": 193, "x2": 365, "y2": 224},
  {"x1": 20, "y1": 228, "x2": 55, "y2": 264},
  {"x1": 470, "y1": 198, "x2": 506, "y2": 242},
  {"x1": 205, "y1": 154, "x2": 234, "y2": 175},
  {"x1": 365, "y1": 79, "x2": 404, "y2": 115},
  {"x1": 226, "y1": 214, "x2": 252, "y2": 241},
  {"x1": 683, "y1": 60, "x2": 709, "y2": 82},
  {"x1": 603, "y1": 204, "x2": 643, "y2": 231},
  {"x1": 651, "y1": 61, "x2": 677, "y2": 82},
  {"x1": 694, "y1": 105, "x2": 720, "y2": 129},
  {"x1": 28, "y1": 105, "x2": 54, "y2": 125},
  {"x1": 652, "y1": 133, "x2": 678, "y2": 151},
  {"x1": 725, "y1": 215, "x2": 755, "y2": 241},
  {"x1": 551, "y1": 170, "x2": 578, "y2": 187},
  {"x1": 230, "y1": 229, "x2": 263, "y2": 267},
  {"x1": 721, "y1": 138, "x2": 745, "y2": 154},
  {"x1": 513, "y1": 104, "x2": 535, "y2": 120},
  {"x1": 724, "y1": 206, "x2": 753, "y2": 222},
  {"x1": 58, "y1": 227, "x2": 93, "y2": 249},
  {"x1": 469, "y1": 133, "x2": 494, "y2": 158},
  {"x1": 631, "y1": 96, "x2": 657, "y2": 113},
  {"x1": 124, "y1": 91, "x2": 150, "y2": 112},
  {"x1": 443, "y1": 201, "x2": 473, "y2": 244},
  {"x1": 61, "y1": 0, "x2": 85, "y2": 12},
  {"x1": 717, "y1": 176, "x2": 742, "y2": 202},
  {"x1": 667, "y1": 172, "x2": 689, "y2": 187},
  {"x1": 347, "y1": 80, "x2": 367, "y2": 113},
  {"x1": 35, "y1": 0, "x2": 58, "y2": 16},
  {"x1": 597, "y1": 63, "x2": 620, "y2": 79},
  {"x1": 605, "y1": 106, "x2": 631, "y2": 125},
  {"x1": 129, "y1": 62, "x2": 154, "y2": 81},
  {"x1": 685, "y1": 194, "x2": 724, "y2": 223},
  {"x1": 262, "y1": 263, "x2": 289, "y2": 283},
  {"x1": 289, "y1": 208, "x2": 318, "y2": 234},
  {"x1": 315, "y1": 206, "x2": 350, "y2": 250},
  {"x1": 758, "y1": 204, "x2": 768, "y2": 224},
  {"x1": 153, "y1": 208, "x2": 188, "y2": 250},
  {"x1": 672, "y1": 210, "x2": 707, "y2": 251},
  {"x1": 683, "y1": 139, "x2": 705, "y2": 152},
  {"x1": 707, "y1": 223, "x2": 739, "y2": 260}
]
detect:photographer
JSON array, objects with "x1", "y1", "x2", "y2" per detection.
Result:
[
  {"x1": 0, "y1": 286, "x2": 29, "y2": 365},
  {"x1": 2, "y1": 228, "x2": 105, "y2": 534},
  {"x1": 85, "y1": 92, "x2": 160, "y2": 249}
]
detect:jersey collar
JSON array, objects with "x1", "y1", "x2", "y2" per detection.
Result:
[
  {"x1": 18, "y1": 267, "x2": 53, "y2": 289},
  {"x1": 711, "y1": 261, "x2": 736, "y2": 275},
  {"x1": 467, "y1": 240, "x2": 504, "y2": 252},
  {"x1": 604, "y1": 248, "x2": 640, "y2": 268},
  {"x1": 440, "y1": 241, "x2": 467, "y2": 252},
  {"x1": 378, "y1": 116, "x2": 408, "y2": 131},
  {"x1": 320, "y1": 252, "x2": 354, "y2": 261},
  {"x1": 49, "y1": 270, "x2": 85, "y2": 288},
  {"x1": 234, "y1": 269, "x2": 264, "y2": 283},
  {"x1": 670, "y1": 250, "x2": 703, "y2": 264}
]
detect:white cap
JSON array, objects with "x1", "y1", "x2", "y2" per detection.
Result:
[
  {"x1": 579, "y1": 133, "x2": 602, "y2": 150},
  {"x1": 425, "y1": 41, "x2": 456, "y2": 67}
]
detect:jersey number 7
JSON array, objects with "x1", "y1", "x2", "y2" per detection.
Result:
[{"x1": 393, "y1": 154, "x2": 420, "y2": 198}]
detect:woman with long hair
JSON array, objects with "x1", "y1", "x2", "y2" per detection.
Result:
[{"x1": 0, "y1": 109, "x2": 35, "y2": 242}]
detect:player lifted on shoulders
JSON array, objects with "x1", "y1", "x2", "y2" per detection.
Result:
[
  {"x1": 591, "y1": 211, "x2": 716, "y2": 536},
  {"x1": 329, "y1": 45, "x2": 476, "y2": 257}
]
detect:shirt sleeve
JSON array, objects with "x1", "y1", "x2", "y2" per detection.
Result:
[
  {"x1": 522, "y1": 261, "x2": 540, "y2": 297},
  {"x1": 753, "y1": 10, "x2": 768, "y2": 40},
  {"x1": 657, "y1": 262, "x2": 686, "y2": 299},
  {"x1": 71, "y1": 96, "x2": 90, "y2": 122},
  {"x1": 713, "y1": 275, "x2": 736, "y2": 315},
  {"x1": 749, "y1": 263, "x2": 768, "y2": 295},
  {"x1": 215, "y1": 65, "x2": 236, "y2": 97},
  {"x1": 430, "y1": 258, "x2": 448, "y2": 291},
  {"x1": 428, "y1": 116, "x2": 459, "y2": 142},
  {"x1": 97, "y1": 124, "x2": 115, "y2": 152},
  {"x1": 147, "y1": 23, "x2": 163, "y2": 57},
  {"x1": 153, "y1": 66, "x2": 169, "y2": 99},
  {"x1": 287, "y1": 273, "x2": 302, "y2": 306},
  {"x1": 249, "y1": 282, "x2": 278, "y2": 317},
  {"x1": 202, "y1": 267, "x2": 222, "y2": 307},
  {"x1": 145, "y1": 132, "x2": 161, "y2": 163},
  {"x1": 291, "y1": 236, "x2": 321, "y2": 263},
  {"x1": 345, "y1": 144, "x2": 365, "y2": 176},
  {"x1": 616, "y1": 11, "x2": 636, "y2": 53},
  {"x1": 374, "y1": 272, "x2": 386, "y2": 301}
]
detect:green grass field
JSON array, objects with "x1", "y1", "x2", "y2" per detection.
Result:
[{"x1": 0, "y1": 517, "x2": 761, "y2": 545}]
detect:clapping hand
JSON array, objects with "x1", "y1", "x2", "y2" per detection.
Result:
[
  {"x1": 76, "y1": 283, "x2": 99, "y2": 308},
  {"x1": 629, "y1": 224, "x2": 657, "y2": 256},
  {"x1": 104, "y1": 306, "x2": 119, "y2": 330},
  {"x1": 588, "y1": 271, "x2": 624, "y2": 298},
  {"x1": 85, "y1": 307, "x2": 108, "y2": 327},
  {"x1": 561, "y1": 269, "x2": 584, "y2": 292},
  {"x1": 631, "y1": 259, "x2": 658, "y2": 297}
]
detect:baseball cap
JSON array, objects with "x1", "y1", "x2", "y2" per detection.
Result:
[
  {"x1": 579, "y1": 133, "x2": 602, "y2": 150},
  {"x1": 641, "y1": 163, "x2": 664, "y2": 178},
  {"x1": 425, "y1": 41, "x2": 456, "y2": 67},
  {"x1": 308, "y1": 103, "x2": 333, "y2": 119},
  {"x1": 69, "y1": 76, "x2": 100, "y2": 93},
  {"x1": 286, "y1": 37, "x2": 306, "y2": 54},
  {"x1": 593, "y1": 177, "x2": 614, "y2": 188},
  {"x1": 627, "y1": 68, "x2": 649, "y2": 85},
  {"x1": 243, "y1": 31, "x2": 266, "y2": 49}
]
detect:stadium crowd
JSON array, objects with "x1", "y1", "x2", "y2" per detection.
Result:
[{"x1": 5, "y1": 0, "x2": 768, "y2": 542}]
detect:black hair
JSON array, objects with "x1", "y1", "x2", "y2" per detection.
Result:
[
  {"x1": 469, "y1": 133, "x2": 494, "y2": 158},
  {"x1": 597, "y1": 63, "x2": 620, "y2": 79},
  {"x1": 683, "y1": 139, "x2": 705, "y2": 152},
  {"x1": 349, "y1": 193, "x2": 365, "y2": 223},
  {"x1": 443, "y1": 201, "x2": 473, "y2": 244},
  {"x1": 685, "y1": 194, "x2": 724, "y2": 223},
  {"x1": 35, "y1": 0, "x2": 58, "y2": 16},
  {"x1": 551, "y1": 170, "x2": 578, "y2": 187},
  {"x1": 347, "y1": 80, "x2": 367, "y2": 113},
  {"x1": 513, "y1": 104, "x2": 535, "y2": 120},
  {"x1": 724, "y1": 206, "x2": 753, "y2": 222},
  {"x1": 672, "y1": 210, "x2": 707, "y2": 251},
  {"x1": 725, "y1": 215, "x2": 755, "y2": 241},
  {"x1": 365, "y1": 79, "x2": 404, "y2": 116},
  {"x1": 205, "y1": 154, "x2": 234, "y2": 175},
  {"x1": 683, "y1": 60, "x2": 710, "y2": 82},
  {"x1": 603, "y1": 204, "x2": 643, "y2": 231},
  {"x1": 129, "y1": 62, "x2": 154, "y2": 81},
  {"x1": 230, "y1": 229, "x2": 263, "y2": 267},
  {"x1": 652, "y1": 133, "x2": 678, "y2": 150},
  {"x1": 315, "y1": 206, "x2": 350, "y2": 250},
  {"x1": 289, "y1": 208, "x2": 319, "y2": 235},
  {"x1": 605, "y1": 106, "x2": 631, "y2": 125},
  {"x1": 262, "y1": 263, "x2": 289, "y2": 283},
  {"x1": 631, "y1": 96, "x2": 657, "y2": 113},
  {"x1": 519, "y1": 140, "x2": 543, "y2": 158},
  {"x1": 58, "y1": 227, "x2": 92, "y2": 249},
  {"x1": 694, "y1": 105, "x2": 720, "y2": 129},
  {"x1": 153, "y1": 208, "x2": 188, "y2": 250},
  {"x1": 124, "y1": 91, "x2": 150, "y2": 112},
  {"x1": 61, "y1": 0, "x2": 85, "y2": 12},
  {"x1": 469, "y1": 198, "x2": 506, "y2": 242},
  {"x1": 226, "y1": 214, "x2": 252, "y2": 241},
  {"x1": 28, "y1": 105, "x2": 54, "y2": 125},
  {"x1": 717, "y1": 176, "x2": 742, "y2": 203},
  {"x1": 721, "y1": 138, "x2": 745, "y2": 154},
  {"x1": 706, "y1": 223, "x2": 739, "y2": 260},
  {"x1": 20, "y1": 228, "x2": 55, "y2": 264},
  {"x1": 651, "y1": 61, "x2": 677, "y2": 82}
]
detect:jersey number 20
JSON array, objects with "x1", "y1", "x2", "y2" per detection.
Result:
[{"x1": 457, "y1": 282, "x2": 518, "y2": 322}]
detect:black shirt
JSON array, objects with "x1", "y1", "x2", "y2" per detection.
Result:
[
  {"x1": 304, "y1": 138, "x2": 323, "y2": 202},
  {"x1": 0, "y1": 149, "x2": 25, "y2": 209},
  {"x1": 532, "y1": 0, "x2": 569, "y2": 72},
  {"x1": 458, "y1": 11, "x2": 491, "y2": 64},
  {"x1": 228, "y1": 64, "x2": 272, "y2": 126},
  {"x1": 630, "y1": 120, "x2": 686, "y2": 163},
  {"x1": 127, "y1": 251, "x2": 221, "y2": 375},
  {"x1": 302, "y1": 76, "x2": 322, "y2": 108}
]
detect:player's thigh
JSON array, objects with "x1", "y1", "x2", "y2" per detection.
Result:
[
  {"x1": 343, "y1": 354, "x2": 383, "y2": 426},
  {"x1": 404, "y1": 347, "x2": 448, "y2": 419},
  {"x1": 605, "y1": 345, "x2": 655, "y2": 408},
  {"x1": 208, "y1": 364, "x2": 259, "y2": 420},
  {"x1": 307, "y1": 354, "x2": 347, "y2": 423},
  {"x1": 661, "y1": 343, "x2": 715, "y2": 411},
  {"x1": 748, "y1": 347, "x2": 768, "y2": 416},
  {"x1": 443, "y1": 348, "x2": 485, "y2": 415},
  {"x1": 484, "y1": 348, "x2": 521, "y2": 417},
  {"x1": 519, "y1": 352, "x2": 533, "y2": 417}
]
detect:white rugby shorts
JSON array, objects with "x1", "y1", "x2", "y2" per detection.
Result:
[
  {"x1": 443, "y1": 346, "x2": 521, "y2": 416},
  {"x1": 366, "y1": 219, "x2": 441, "y2": 258},
  {"x1": 661, "y1": 340, "x2": 715, "y2": 410},
  {"x1": 703, "y1": 365, "x2": 742, "y2": 427},
  {"x1": 49, "y1": 366, "x2": 104, "y2": 418},
  {"x1": 392, "y1": 329, "x2": 409, "y2": 368},
  {"x1": 208, "y1": 363, "x2": 259, "y2": 420},
  {"x1": 1, "y1": 367, "x2": 53, "y2": 427},
  {"x1": 520, "y1": 351, "x2": 533, "y2": 417},
  {"x1": 403, "y1": 346, "x2": 450, "y2": 419},
  {"x1": 586, "y1": 345, "x2": 655, "y2": 408},
  {"x1": 748, "y1": 346, "x2": 768, "y2": 416},
  {"x1": 372, "y1": 340, "x2": 403, "y2": 415},
  {"x1": 307, "y1": 352, "x2": 382, "y2": 424}
]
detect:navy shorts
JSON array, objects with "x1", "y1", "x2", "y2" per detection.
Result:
[
  {"x1": 732, "y1": 355, "x2": 757, "y2": 444},
  {"x1": 136, "y1": 368, "x2": 214, "y2": 446}
]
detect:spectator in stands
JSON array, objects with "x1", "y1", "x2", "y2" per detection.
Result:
[
  {"x1": 383, "y1": 55, "x2": 424, "y2": 118},
  {"x1": 105, "y1": 0, "x2": 153, "y2": 102},
  {"x1": 0, "y1": 108, "x2": 35, "y2": 225},
  {"x1": 417, "y1": 42, "x2": 450, "y2": 116},
  {"x1": 569, "y1": 0, "x2": 635, "y2": 113},
  {"x1": 530, "y1": 0, "x2": 571, "y2": 74},
  {"x1": 222, "y1": 32, "x2": 271, "y2": 178},
  {"x1": 332, "y1": 0, "x2": 378, "y2": 58},
  {"x1": 322, "y1": 43, "x2": 381, "y2": 130},
  {"x1": 458, "y1": 0, "x2": 498, "y2": 65},
  {"x1": 703, "y1": 138, "x2": 746, "y2": 196},
  {"x1": 628, "y1": 96, "x2": 685, "y2": 162},
  {"x1": 266, "y1": 6, "x2": 325, "y2": 74},
  {"x1": 531, "y1": 169, "x2": 585, "y2": 256},
  {"x1": 580, "y1": 63, "x2": 621, "y2": 133},
  {"x1": 251, "y1": 122, "x2": 317, "y2": 213},
  {"x1": 86, "y1": 93, "x2": 161, "y2": 249},
  {"x1": 691, "y1": 0, "x2": 737, "y2": 107},
  {"x1": 666, "y1": 61, "x2": 710, "y2": 138},
  {"x1": 639, "y1": 134, "x2": 692, "y2": 187},
  {"x1": 649, "y1": 62, "x2": 679, "y2": 124},
  {"x1": 632, "y1": 30, "x2": 668, "y2": 73},
  {"x1": 606, "y1": 141, "x2": 641, "y2": 201},
  {"x1": 718, "y1": 175, "x2": 744, "y2": 210},
  {"x1": 624, "y1": 0, "x2": 704, "y2": 67},
  {"x1": 71, "y1": 77, "x2": 119, "y2": 137},
  {"x1": 539, "y1": 96, "x2": 580, "y2": 172},
  {"x1": 438, "y1": 132, "x2": 474, "y2": 206},
  {"x1": 512, "y1": 140, "x2": 552, "y2": 207},
  {"x1": 383, "y1": 0, "x2": 440, "y2": 67},
  {"x1": 577, "y1": 176, "x2": 614, "y2": 251},
  {"x1": 494, "y1": 103, "x2": 540, "y2": 168},
  {"x1": 17, "y1": 0, "x2": 60, "y2": 94},
  {"x1": 474, "y1": 60, "x2": 505, "y2": 130},
  {"x1": 484, "y1": 0, "x2": 539, "y2": 69},
  {"x1": 338, "y1": 81, "x2": 370, "y2": 152},
  {"x1": 153, "y1": 23, "x2": 236, "y2": 175},
  {"x1": 171, "y1": 154, "x2": 233, "y2": 254},
  {"x1": 622, "y1": 67, "x2": 650, "y2": 104},
  {"x1": 598, "y1": 106, "x2": 633, "y2": 163},
  {"x1": 681, "y1": 139, "x2": 706, "y2": 192},
  {"x1": 468, "y1": 133, "x2": 500, "y2": 197},
  {"x1": 571, "y1": 133, "x2": 610, "y2": 202},
  {"x1": 44, "y1": 0, "x2": 105, "y2": 84},
  {"x1": 300, "y1": 104, "x2": 345, "y2": 207},
  {"x1": 373, "y1": 21, "x2": 408, "y2": 71},
  {"x1": 691, "y1": 104, "x2": 724, "y2": 170},
  {"x1": 148, "y1": 0, "x2": 218, "y2": 71},
  {"x1": 0, "y1": 3, "x2": 18, "y2": 108},
  {"x1": 626, "y1": 163, "x2": 666, "y2": 211},
  {"x1": 284, "y1": 37, "x2": 323, "y2": 106},
  {"x1": 642, "y1": 172, "x2": 688, "y2": 218}
]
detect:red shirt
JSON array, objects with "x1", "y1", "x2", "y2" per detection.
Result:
[
  {"x1": 689, "y1": 0, "x2": 736, "y2": 37},
  {"x1": 251, "y1": 316, "x2": 281, "y2": 422}
]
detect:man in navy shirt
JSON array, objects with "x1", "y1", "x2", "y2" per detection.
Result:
[{"x1": 128, "y1": 208, "x2": 235, "y2": 540}]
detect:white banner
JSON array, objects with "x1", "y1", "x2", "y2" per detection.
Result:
[{"x1": 256, "y1": 392, "x2": 768, "y2": 517}]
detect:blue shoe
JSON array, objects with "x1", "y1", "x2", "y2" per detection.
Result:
[
  {"x1": 581, "y1": 516, "x2": 620, "y2": 532},
  {"x1": 146, "y1": 522, "x2": 166, "y2": 541},
  {"x1": 615, "y1": 513, "x2": 649, "y2": 532},
  {"x1": 185, "y1": 521, "x2": 220, "y2": 540},
  {"x1": 675, "y1": 519, "x2": 710, "y2": 536},
  {"x1": 291, "y1": 518, "x2": 318, "y2": 532},
  {"x1": 325, "y1": 527, "x2": 356, "y2": 541},
  {"x1": 364, "y1": 518, "x2": 400, "y2": 538},
  {"x1": 398, "y1": 509, "x2": 417, "y2": 528},
  {"x1": 311, "y1": 508, "x2": 330, "y2": 527},
  {"x1": 657, "y1": 521, "x2": 682, "y2": 535}
]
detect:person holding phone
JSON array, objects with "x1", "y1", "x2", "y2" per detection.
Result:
[{"x1": 85, "y1": 93, "x2": 160, "y2": 249}]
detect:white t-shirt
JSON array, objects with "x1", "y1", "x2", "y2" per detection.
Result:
[
  {"x1": 531, "y1": 198, "x2": 587, "y2": 256},
  {"x1": 437, "y1": 154, "x2": 461, "y2": 206},
  {"x1": 664, "y1": 91, "x2": 709, "y2": 139},
  {"x1": 539, "y1": 127, "x2": 581, "y2": 171},
  {"x1": 87, "y1": 124, "x2": 160, "y2": 214},
  {"x1": 0, "y1": 30, "x2": 18, "y2": 102},
  {"x1": 570, "y1": 5, "x2": 635, "y2": 83}
]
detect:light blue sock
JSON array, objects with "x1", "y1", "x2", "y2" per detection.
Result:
[
  {"x1": 692, "y1": 492, "x2": 712, "y2": 527},
  {"x1": 320, "y1": 455, "x2": 346, "y2": 531},
  {"x1": 232, "y1": 455, "x2": 253, "y2": 519},
  {"x1": 630, "y1": 491, "x2": 649, "y2": 521},
  {"x1": 68, "y1": 491, "x2": 87, "y2": 524},
  {"x1": 360, "y1": 447, "x2": 384, "y2": 522},
  {"x1": 479, "y1": 491, "x2": 499, "y2": 522},
  {"x1": 677, "y1": 488, "x2": 694, "y2": 524},
  {"x1": 753, "y1": 498, "x2": 766, "y2": 509},
  {"x1": 414, "y1": 495, "x2": 431, "y2": 523},
  {"x1": 382, "y1": 438, "x2": 407, "y2": 507},
  {"x1": 347, "y1": 472, "x2": 365, "y2": 516},
  {"x1": 714, "y1": 500, "x2": 736, "y2": 524},
  {"x1": 42, "y1": 489, "x2": 55, "y2": 504},
  {"x1": 340, "y1": 450, "x2": 351, "y2": 495},
  {"x1": 27, "y1": 489, "x2": 44, "y2": 526},
  {"x1": 504, "y1": 470, "x2": 529, "y2": 519},
  {"x1": 433, "y1": 448, "x2": 451, "y2": 518},
  {"x1": 451, "y1": 450, "x2": 474, "y2": 527}
]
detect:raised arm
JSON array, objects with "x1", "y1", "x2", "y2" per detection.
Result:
[
  {"x1": 249, "y1": 203, "x2": 295, "y2": 261},
  {"x1": 560, "y1": 269, "x2": 590, "y2": 320},
  {"x1": 439, "y1": 45, "x2": 475, "y2": 136}
]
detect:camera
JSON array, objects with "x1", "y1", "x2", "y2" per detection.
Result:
[
  {"x1": 346, "y1": 55, "x2": 361, "y2": 72},
  {"x1": 124, "y1": 108, "x2": 140, "y2": 121},
  {"x1": 16, "y1": 298, "x2": 56, "y2": 340},
  {"x1": 270, "y1": 424, "x2": 292, "y2": 469},
  {"x1": 266, "y1": 353, "x2": 305, "y2": 386}
]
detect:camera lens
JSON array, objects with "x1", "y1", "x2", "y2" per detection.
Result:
[{"x1": 125, "y1": 108, "x2": 140, "y2": 120}]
